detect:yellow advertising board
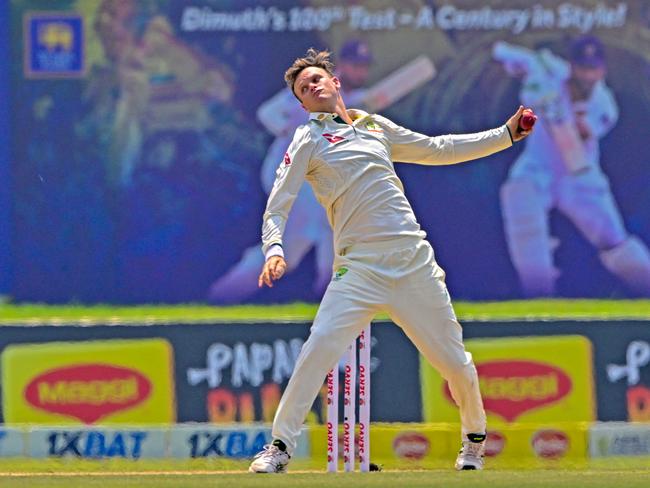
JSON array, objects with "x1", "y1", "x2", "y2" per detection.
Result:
[
  {"x1": 309, "y1": 422, "x2": 588, "y2": 466},
  {"x1": 2, "y1": 339, "x2": 176, "y2": 424},
  {"x1": 421, "y1": 335, "x2": 595, "y2": 424}
]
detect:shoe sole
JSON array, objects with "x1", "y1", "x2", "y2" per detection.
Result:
[{"x1": 248, "y1": 466, "x2": 287, "y2": 474}]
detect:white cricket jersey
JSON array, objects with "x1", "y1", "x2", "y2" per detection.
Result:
[
  {"x1": 261, "y1": 110, "x2": 512, "y2": 257},
  {"x1": 257, "y1": 86, "x2": 368, "y2": 192}
]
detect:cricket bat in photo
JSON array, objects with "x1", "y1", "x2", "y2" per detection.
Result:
[
  {"x1": 543, "y1": 91, "x2": 591, "y2": 174},
  {"x1": 546, "y1": 121, "x2": 590, "y2": 173},
  {"x1": 363, "y1": 55, "x2": 436, "y2": 112}
]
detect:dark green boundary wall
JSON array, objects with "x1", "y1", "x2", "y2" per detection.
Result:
[{"x1": 0, "y1": 320, "x2": 647, "y2": 423}]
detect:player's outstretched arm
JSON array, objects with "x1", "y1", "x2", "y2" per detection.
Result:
[
  {"x1": 258, "y1": 255, "x2": 287, "y2": 288},
  {"x1": 380, "y1": 105, "x2": 535, "y2": 166}
]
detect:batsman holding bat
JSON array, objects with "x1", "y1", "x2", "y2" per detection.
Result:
[
  {"x1": 493, "y1": 35, "x2": 650, "y2": 297},
  {"x1": 248, "y1": 48, "x2": 531, "y2": 473}
]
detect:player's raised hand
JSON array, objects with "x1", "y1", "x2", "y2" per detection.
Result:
[
  {"x1": 506, "y1": 105, "x2": 535, "y2": 142},
  {"x1": 258, "y1": 255, "x2": 287, "y2": 288}
]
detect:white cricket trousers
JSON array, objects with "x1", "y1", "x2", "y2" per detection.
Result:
[{"x1": 272, "y1": 237, "x2": 486, "y2": 454}]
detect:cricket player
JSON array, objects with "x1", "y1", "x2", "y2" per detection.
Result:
[
  {"x1": 92, "y1": 0, "x2": 234, "y2": 186},
  {"x1": 494, "y1": 36, "x2": 650, "y2": 296},
  {"x1": 208, "y1": 40, "x2": 373, "y2": 303},
  {"x1": 247, "y1": 48, "x2": 531, "y2": 473}
]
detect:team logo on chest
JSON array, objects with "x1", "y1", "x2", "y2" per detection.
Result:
[
  {"x1": 365, "y1": 121, "x2": 383, "y2": 133},
  {"x1": 333, "y1": 267, "x2": 348, "y2": 281},
  {"x1": 322, "y1": 133, "x2": 346, "y2": 144}
]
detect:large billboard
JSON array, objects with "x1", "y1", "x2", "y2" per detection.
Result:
[
  {"x1": 0, "y1": 320, "x2": 647, "y2": 424},
  {"x1": 2, "y1": 339, "x2": 176, "y2": 424},
  {"x1": 421, "y1": 335, "x2": 596, "y2": 424},
  {"x1": 7, "y1": 1, "x2": 650, "y2": 303}
]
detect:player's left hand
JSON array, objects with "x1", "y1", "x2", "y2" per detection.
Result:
[
  {"x1": 506, "y1": 105, "x2": 534, "y2": 142},
  {"x1": 258, "y1": 256, "x2": 287, "y2": 288}
]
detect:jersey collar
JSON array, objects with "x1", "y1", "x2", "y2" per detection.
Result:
[{"x1": 309, "y1": 109, "x2": 371, "y2": 125}]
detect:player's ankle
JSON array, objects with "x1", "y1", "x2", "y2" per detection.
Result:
[{"x1": 272, "y1": 439, "x2": 287, "y2": 452}]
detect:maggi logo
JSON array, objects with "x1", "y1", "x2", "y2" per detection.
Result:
[
  {"x1": 37, "y1": 377, "x2": 139, "y2": 406},
  {"x1": 25, "y1": 364, "x2": 152, "y2": 423},
  {"x1": 480, "y1": 373, "x2": 559, "y2": 401},
  {"x1": 443, "y1": 360, "x2": 572, "y2": 422}
]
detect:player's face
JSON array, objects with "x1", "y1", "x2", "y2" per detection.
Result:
[
  {"x1": 571, "y1": 64, "x2": 606, "y2": 93},
  {"x1": 293, "y1": 67, "x2": 341, "y2": 112},
  {"x1": 94, "y1": 0, "x2": 137, "y2": 62}
]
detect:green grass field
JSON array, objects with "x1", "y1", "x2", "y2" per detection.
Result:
[
  {"x1": 0, "y1": 458, "x2": 648, "y2": 487},
  {"x1": 1, "y1": 299, "x2": 650, "y2": 324}
]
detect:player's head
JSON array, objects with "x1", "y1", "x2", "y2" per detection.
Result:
[
  {"x1": 337, "y1": 39, "x2": 372, "y2": 90},
  {"x1": 570, "y1": 35, "x2": 606, "y2": 92},
  {"x1": 94, "y1": 0, "x2": 138, "y2": 62},
  {"x1": 285, "y1": 48, "x2": 342, "y2": 112}
]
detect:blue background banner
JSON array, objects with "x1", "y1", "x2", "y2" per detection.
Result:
[
  {"x1": 0, "y1": 0, "x2": 10, "y2": 296},
  {"x1": 7, "y1": 1, "x2": 650, "y2": 303}
]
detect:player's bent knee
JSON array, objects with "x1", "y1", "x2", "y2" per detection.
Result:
[{"x1": 436, "y1": 351, "x2": 477, "y2": 383}]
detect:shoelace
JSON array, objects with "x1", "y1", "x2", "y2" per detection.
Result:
[
  {"x1": 462, "y1": 441, "x2": 484, "y2": 458},
  {"x1": 254, "y1": 444, "x2": 283, "y2": 461}
]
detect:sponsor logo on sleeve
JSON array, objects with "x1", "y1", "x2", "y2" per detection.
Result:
[{"x1": 283, "y1": 152, "x2": 291, "y2": 166}]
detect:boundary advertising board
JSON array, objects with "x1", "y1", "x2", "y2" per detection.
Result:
[{"x1": 0, "y1": 320, "x2": 647, "y2": 424}]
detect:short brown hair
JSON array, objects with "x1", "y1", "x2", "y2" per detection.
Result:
[{"x1": 284, "y1": 48, "x2": 335, "y2": 95}]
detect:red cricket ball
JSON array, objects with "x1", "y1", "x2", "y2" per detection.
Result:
[{"x1": 519, "y1": 108, "x2": 537, "y2": 131}]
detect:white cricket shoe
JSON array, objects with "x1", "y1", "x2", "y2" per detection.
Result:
[
  {"x1": 454, "y1": 433, "x2": 486, "y2": 471},
  {"x1": 249, "y1": 444, "x2": 291, "y2": 473}
]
